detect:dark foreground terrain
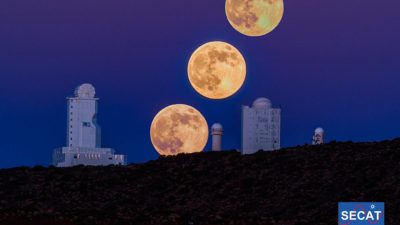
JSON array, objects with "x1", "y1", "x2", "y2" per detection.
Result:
[{"x1": 0, "y1": 140, "x2": 399, "y2": 225}]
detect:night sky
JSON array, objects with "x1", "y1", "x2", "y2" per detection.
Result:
[{"x1": 0, "y1": 0, "x2": 399, "y2": 168}]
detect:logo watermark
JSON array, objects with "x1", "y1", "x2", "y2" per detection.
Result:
[{"x1": 338, "y1": 202, "x2": 384, "y2": 225}]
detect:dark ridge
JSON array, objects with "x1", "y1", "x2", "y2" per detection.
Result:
[{"x1": 0, "y1": 139, "x2": 399, "y2": 225}]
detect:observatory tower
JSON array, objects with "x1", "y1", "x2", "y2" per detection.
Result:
[
  {"x1": 53, "y1": 84, "x2": 127, "y2": 167},
  {"x1": 211, "y1": 123, "x2": 223, "y2": 151},
  {"x1": 312, "y1": 127, "x2": 324, "y2": 145},
  {"x1": 241, "y1": 98, "x2": 281, "y2": 155}
]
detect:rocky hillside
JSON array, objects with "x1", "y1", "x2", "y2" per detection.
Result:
[{"x1": 0, "y1": 139, "x2": 399, "y2": 225}]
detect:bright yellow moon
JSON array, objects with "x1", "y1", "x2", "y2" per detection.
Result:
[
  {"x1": 225, "y1": 0, "x2": 284, "y2": 37},
  {"x1": 188, "y1": 41, "x2": 246, "y2": 99},
  {"x1": 150, "y1": 104, "x2": 209, "y2": 156}
]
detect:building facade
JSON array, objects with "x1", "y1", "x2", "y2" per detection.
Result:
[
  {"x1": 241, "y1": 98, "x2": 281, "y2": 155},
  {"x1": 53, "y1": 84, "x2": 127, "y2": 167},
  {"x1": 211, "y1": 123, "x2": 223, "y2": 151}
]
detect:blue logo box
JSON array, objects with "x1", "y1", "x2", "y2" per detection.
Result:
[{"x1": 338, "y1": 202, "x2": 384, "y2": 225}]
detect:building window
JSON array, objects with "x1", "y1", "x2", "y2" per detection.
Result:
[{"x1": 82, "y1": 122, "x2": 91, "y2": 127}]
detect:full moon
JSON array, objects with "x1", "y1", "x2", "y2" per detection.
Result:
[
  {"x1": 150, "y1": 104, "x2": 209, "y2": 156},
  {"x1": 188, "y1": 41, "x2": 246, "y2": 99},
  {"x1": 225, "y1": 0, "x2": 284, "y2": 37}
]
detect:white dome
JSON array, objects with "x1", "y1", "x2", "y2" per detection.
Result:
[
  {"x1": 253, "y1": 97, "x2": 272, "y2": 109},
  {"x1": 315, "y1": 127, "x2": 324, "y2": 134},
  {"x1": 75, "y1": 83, "x2": 96, "y2": 98},
  {"x1": 211, "y1": 123, "x2": 223, "y2": 130}
]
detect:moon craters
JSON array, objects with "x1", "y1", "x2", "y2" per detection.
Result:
[
  {"x1": 188, "y1": 41, "x2": 246, "y2": 99},
  {"x1": 150, "y1": 104, "x2": 209, "y2": 156},
  {"x1": 226, "y1": 0, "x2": 284, "y2": 37}
]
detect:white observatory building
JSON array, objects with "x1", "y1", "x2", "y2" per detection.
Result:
[
  {"x1": 211, "y1": 123, "x2": 223, "y2": 151},
  {"x1": 241, "y1": 98, "x2": 281, "y2": 155},
  {"x1": 312, "y1": 127, "x2": 324, "y2": 145},
  {"x1": 53, "y1": 84, "x2": 127, "y2": 167}
]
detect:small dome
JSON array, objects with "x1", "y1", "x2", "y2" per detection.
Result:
[
  {"x1": 75, "y1": 83, "x2": 96, "y2": 98},
  {"x1": 253, "y1": 97, "x2": 271, "y2": 109},
  {"x1": 211, "y1": 123, "x2": 223, "y2": 130},
  {"x1": 315, "y1": 127, "x2": 324, "y2": 134}
]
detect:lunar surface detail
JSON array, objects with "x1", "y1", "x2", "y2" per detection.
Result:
[
  {"x1": 188, "y1": 41, "x2": 246, "y2": 99},
  {"x1": 225, "y1": 0, "x2": 284, "y2": 37},
  {"x1": 150, "y1": 104, "x2": 209, "y2": 156}
]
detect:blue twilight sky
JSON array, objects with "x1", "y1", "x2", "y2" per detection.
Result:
[{"x1": 0, "y1": 0, "x2": 399, "y2": 168}]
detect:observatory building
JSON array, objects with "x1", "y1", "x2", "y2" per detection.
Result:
[
  {"x1": 241, "y1": 98, "x2": 281, "y2": 155},
  {"x1": 312, "y1": 127, "x2": 324, "y2": 145},
  {"x1": 53, "y1": 84, "x2": 127, "y2": 167},
  {"x1": 211, "y1": 123, "x2": 223, "y2": 151}
]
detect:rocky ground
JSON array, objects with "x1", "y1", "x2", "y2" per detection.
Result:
[{"x1": 0, "y1": 139, "x2": 399, "y2": 225}]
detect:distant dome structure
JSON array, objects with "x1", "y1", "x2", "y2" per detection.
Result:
[
  {"x1": 253, "y1": 97, "x2": 272, "y2": 109},
  {"x1": 75, "y1": 83, "x2": 96, "y2": 98},
  {"x1": 312, "y1": 127, "x2": 324, "y2": 145}
]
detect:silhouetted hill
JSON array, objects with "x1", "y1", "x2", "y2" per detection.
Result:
[{"x1": 0, "y1": 139, "x2": 399, "y2": 225}]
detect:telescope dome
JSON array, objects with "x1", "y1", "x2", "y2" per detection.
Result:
[
  {"x1": 75, "y1": 83, "x2": 96, "y2": 98},
  {"x1": 211, "y1": 123, "x2": 223, "y2": 130},
  {"x1": 253, "y1": 97, "x2": 272, "y2": 109}
]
